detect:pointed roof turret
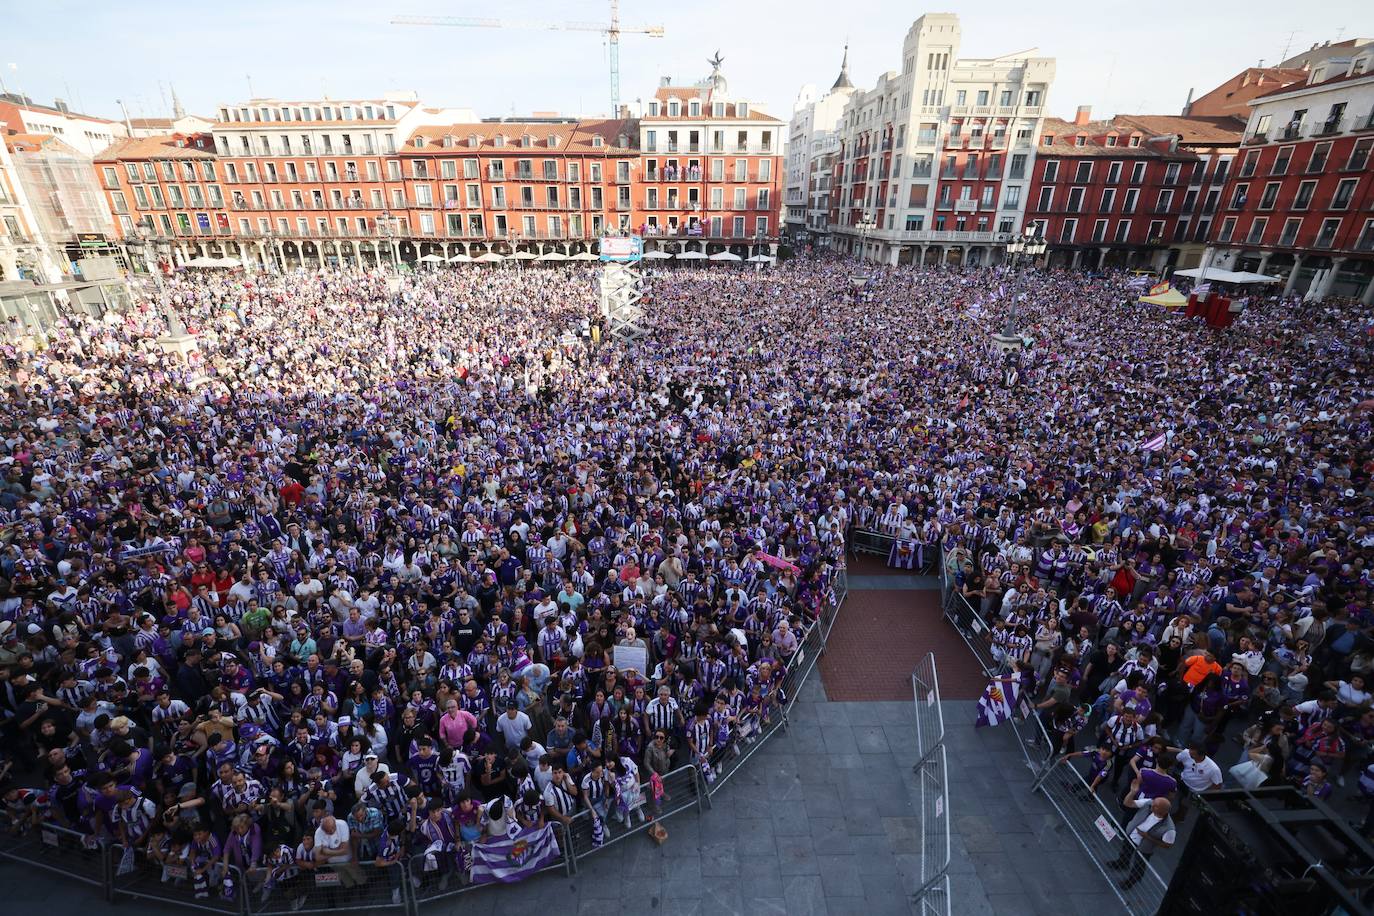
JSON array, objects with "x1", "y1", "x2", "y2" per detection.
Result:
[{"x1": 831, "y1": 44, "x2": 854, "y2": 91}]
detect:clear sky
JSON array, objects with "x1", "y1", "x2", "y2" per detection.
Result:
[{"x1": 2, "y1": 1, "x2": 1369, "y2": 126}]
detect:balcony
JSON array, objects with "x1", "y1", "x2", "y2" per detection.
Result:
[
  {"x1": 486, "y1": 167, "x2": 506, "y2": 181},
  {"x1": 1316, "y1": 117, "x2": 1343, "y2": 136},
  {"x1": 614, "y1": 200, "x2": 631, "y2": 210},
  {"x1": 1243, "y1": 132, "x2": 1269, "y2": 145},
  {"x1": 1281, "y1": 124, "x2": 1303, "y2": 140},
  {"x1": 1357, "y1": 113, "x2": 1374, "y2": 132}
]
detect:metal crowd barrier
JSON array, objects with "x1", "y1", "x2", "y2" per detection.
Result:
[
  {"x1": 405, "y1": 821, "x2": 572, "y2": 908},
  {"x1": 111, "y1": 843, "x2": 246, "y2": 914},
  {"x1": 907, "y1": 654, "x2": 952, "y2": 916},
  {"x1": 252, "y1": 861, "x2": 409, "y2": 915},
  {"x1": 850, "y1": 528, "x2": 938, "y2": 573},
  {"x1": 0, "y1": 820, "x2": 111, "y2": 895},
  {"x1": 911, "y1": 651, "x2": 946, "y2": 765},
  {"x1": 1030, "y1": 756, "x2": 1169, "y2": 916},
  {"x1": 935, "y1": 546, "x2": 1168, "y2": 916}
]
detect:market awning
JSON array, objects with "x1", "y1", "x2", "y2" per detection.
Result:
[
  {"x1": 1139, "y1": 287, "x2": 1188, "y2": 308},
  {"x1": 1172, "y1": 267, "x2": 1280, "y2": 284}
]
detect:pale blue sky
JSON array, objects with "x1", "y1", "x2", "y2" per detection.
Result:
[{"x1": 2, "y1": 1, "x2": 1369, "y2": 125}]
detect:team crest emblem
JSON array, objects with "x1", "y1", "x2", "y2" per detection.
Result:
[{"x1": 507, "y1": 838, "x2": 531, "y2": 866}]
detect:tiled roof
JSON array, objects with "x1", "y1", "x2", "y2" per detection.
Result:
[
  {"x1": 1038, "y1": 117, "x2": 1197, "y2": 160},
  {"x1": 1116, "y1": 115, "x2": 1243, "y2": 144},
  {"x1": 400, "y1": 119, "x2": 639, "y2": 154},
  {"x1": 645, "y1": 87, "x2": 782, "y2": 123},
  {"x1": 128, "y1": 118, "x2": 175, "y2": 129},
  {"x1": 94, "y1": 134, "x2": 217, "y2": 162},
  {"x1": 1251, "y1": 68, "x2": 1374, "y2": 101}
]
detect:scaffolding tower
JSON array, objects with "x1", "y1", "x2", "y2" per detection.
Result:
[{"x1": 599, "y1": 237, "x2": 646, "y2": 341}]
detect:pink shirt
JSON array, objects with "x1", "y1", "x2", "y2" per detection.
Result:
[{"x1": 439, "y1": 709, "x2": 478, "y2": 749}]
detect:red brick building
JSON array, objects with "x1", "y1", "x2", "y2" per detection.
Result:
[
  {"x1": 1026, "y1": 109, "x2": 1215, "y2": 271},
  {"x1": 1205, "y1": 50, "x2": 1374, "y2": 302}
]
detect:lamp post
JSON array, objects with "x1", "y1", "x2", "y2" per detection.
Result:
[
  {"x1": 995, "y1": 226, "x2": 1047, "y2": 349},
  {"x1": 855, "y1": 212, "x2": 876, "y2": 264}
]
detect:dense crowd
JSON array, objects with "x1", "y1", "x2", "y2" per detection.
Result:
[{"x1": 0, "y1": 256, "x2": 1369, "y2": 904}]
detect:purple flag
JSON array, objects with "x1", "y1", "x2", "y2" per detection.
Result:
[{"x1": 469, "y1": 824, "x2": 560, "y2": 884}]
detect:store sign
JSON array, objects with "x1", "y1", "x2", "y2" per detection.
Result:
[{"x1": 76, "y1": 232, "x2": 106, "y2": 248}]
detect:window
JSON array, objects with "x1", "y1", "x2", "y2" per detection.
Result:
[
  {"x1": 1293, "y1": 180, "x2": 1316, "y2": 210},
  {"x1": 1043, "y1": 160, "x2": 1058, "y2": 182},
  {"x1": 1314, "y1": 217, "x2": 1340, "y2": 248},
  {"x1": 1101, "y1": 188, "x2": 1116, "y2": 211},
  {"x1": 956, "y1": 90, "x2": 967, "y2": 106},
  {"x1": 1114, "y1": 220, "x2": 1130, "y2": 242},
  {"x1": 999, "y1": 90, "x2": 1013, "y2": 107},
  {"x1": 1025, "y1": 90, "x2": 1041, "y2": 106},
  {"x1": 732, "y1": 216, "x2": 745, "y2": 237},
  {"x1": 1307, "y1": 142, "x2": 1331, "y2": 173},
  {"x1": 1148, "y1": 219, "x2": 1165, "y2": 240},
  {"x1": 1164, "y1": 162, "x2": 1181, "y2": 185},
  {"x1": 1074, "y1": 161, "x2": 1092, "y2": 182},
  {"x1": 1253, "y1": 114, "x2": 1272, "y2": 139},
  {"x1": 733, "y1": 188, "x2": 746, "y2": 209},
  {"x1": 1278, "y1": 217, "x2": 1302, "y2": 246},
  {"x1": 1239, "y1": 150, "x2": 1259, "y2": 177},
  {"x1": 1130, "y1": 162, "x2": 1146, "y2": 184},
  {"x1": 1066, "y1": 187, "x2": 1084, "y2": 212},
  {"x1": 1155, "y1": 189, "x2": 1174, "y2": 212},
  {"x1": 1229, "y1": 183, "x2": 1249, "y2": 209},
  {"x1": 1003, "y1": 186, "x2": 1021, "y2": 208},
  {"x1": 1060, "y1": 218, "x2": 1077, "y2": 242},
  {"x1": 1036, "y1": 186, "x2": 1053, "y2": 211},
  {"x1": 1042, "y1": 135, "x2": 1054, "y2": 147},
  {"x1": 976, "y1": 90, "x2": 989, "y2": 106},
  {"x1": 1106, "y1": 161, "x2": 1122, "y2": 184},
  {"x1": 1331, "y1": 178, "x2": 1357, "y2": 210},
  {"x1": 1357, "y1": 218, "x2": 1374, "y2": 251},
  {"x1": 1123, "y1": 188, "x2": 1139, "y2": 214},
  {"x1": 1217, "y1": 216, "x2": 1236, "y2": 242},
  {"x1": 1128, "y1": 135, "x2": 1141, "y2": 147},
  {"x1": 100, "y1": 166, "x2": 118, "y2": 187},
  {"x1": 1347, "y1": 138, "x2": 1373, "y2": 171},
  {"x1": 1092, "y1": 218, "x2": 1108, "y2": 242},
  {"x1": 1245, "y1": 216, "x2": 1267, "y2": 244},
  {"x1": 1271, "y1": 147, "x2": 1293, "y2": 175},
  {"x1": 1258, "y1": 182, "x2": 1280, "y2": 210}
]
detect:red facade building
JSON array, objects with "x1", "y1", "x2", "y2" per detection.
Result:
[{"x1": 1205, "y1": 52, "x2": 1374, "y2": 302}]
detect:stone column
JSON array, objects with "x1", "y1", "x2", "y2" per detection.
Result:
[
  {"x1": 1070, "y1": 249, "x2": 1082, "y2": 270},
  {"x1": 1256, "y1": 253, "x2": 1271, "y2": 277},
  {"x1": 1283, "y1": 255, "x2": 1304, "y2": 296},
  {"x1": 1314, "y1": 257, "x2": 1345, "y2": 300},
  {"x1": 1362, "y1": 272, "x2": 1374, "y2": 306},
  {"x1": 1099, "y1": 247, "x2": 1110, "y2": 270}
]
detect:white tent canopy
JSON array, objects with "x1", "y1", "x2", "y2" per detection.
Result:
[
  {"x1": 417, "y1": 254, "x2": 445, "y2": 263},
  {"x1": 1173, "y1": 267, "x2": 1279, "y2": 284},
  {"x1": 708, "y1": 251, "x2": 742, "y2": 262},
  {"x1": 219, "y1": 257, "x2": 241, "y2": 268},
  {"x1": 448, "y1": 253, "x2": 473, "y2": 263},
  {"x1": 535, "y1": 251, "x2": 568, "y2": 261},
  {"x1": 641, "y1": 250, "x2": 673, "y2": 260},
  {"x1": 570, "y1": 251, "x2": 599, "y2": 261},
  {"x1": 510, "y1": 251, "x2": 538, "y2": 260},
  {"x1": 746, "y1": 254, "x2": 775, "y2": 263},
  {"x1": 473, "y1": 252, "x2": 504, "y2": 263},
  {"x1": 676, "y1": 250, "x2": 707, "y2": 260},
  {"x1": 183, "y1": 256, "x2": 221, "y2": 268}
]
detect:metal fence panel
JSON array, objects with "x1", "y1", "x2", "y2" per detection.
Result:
[
  {"x1": 913, "y1": 744, "x2": 951, "y2": 893},
  {"x1": 111, "y1": 844, "x2": 246, "y2": 914},
  {"x1": 911, "y1": 652, "x2": 946, "y2": 765},
  {"x1": 1028, "y1": 753, "x2": 1168, "y2": 915},
  {"x1": 249, "y1": 861, "x2": 409, "y2": 915},
  {"x1": 407, "y1": 821, "x2": 572, "y2": 907},
  {"x1": 913, "y1": 872, "x2": 951, "y2": 916},
  {"x1": 0, "y1": 820, "x2": 111, "y2": 892}
]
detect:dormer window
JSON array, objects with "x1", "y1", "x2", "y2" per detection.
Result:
[
  {"x1": 648, "y1": 102, "x2": 659, "y2": 116},
  {"x1": 592, "y1": 136, "x2": 604, "y2": 148},
  {"x1": 468, "y1": 134, "x2": 480, "y2": 148},
  {"x1": 442, "y1": 134, "x2": 455, "y2": 148},
  {"x1": 412, "y1": 137, "x2": 424, "y2": 148},
  {"x1": 1074, "y1": 135, "x2": 1086, "y2": 147},
  {"x1": 1105, "y1": 134, "x2": 1118, "y2": 147},
  {"x1": 689, "y1": 101, "x2": 700, "y2": 116},
  {"x1": 548, "y1": 135, "x2": 560, "y2": 148},
  {"x1": 521, "y1": 134, "x2": 533, "y2": 147},
  {"x1": 1042, "y1": 135, "x2": 1054, "y2": 146},
  {"x1": 713, "y1": 102, "x2": 724, "y2": 117},
  {"x1": 494, "y1": 135, "x2": 506, "y2": 147},
  {"x1": 668, "y1": 101, "x2": 680, "y2": 116},
  {"x1": 737, "y1": 102, "x2": 749, "y2": 117},
  {"x1": 1129, "y1": 134, "x2": 1142, "y2": 147},
  {"x1": 617, "y1": 134, "x2": 628, "y2": 148}
]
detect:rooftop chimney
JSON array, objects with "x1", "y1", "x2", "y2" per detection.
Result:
[
  {"x1": 1183, "y1": 87, "x2": 1194, "y2": 115},
  {"x1": 1073, "y1": 105, "x2": 1092, "y2": 126}
]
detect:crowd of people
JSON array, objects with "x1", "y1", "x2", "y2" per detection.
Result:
[{"x1": 0, "y1": 254, "x2": 1369, "y2": 905}]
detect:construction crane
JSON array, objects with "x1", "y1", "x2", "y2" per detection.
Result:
[{"x1": 393, "y1": 2, "x2": 664, "y2": 117}]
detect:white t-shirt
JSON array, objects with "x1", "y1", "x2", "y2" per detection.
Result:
[
  {"x1": 496, "y1": 710, "x2": 532, "y2": 745},
  {"x1": 1176, "y1": 750, "x2": 1223, "y2": 792},
  {"x1": 1336, "y1": 681, "x2": 1372, "y2": 708},
  {"x1": 314, "y1": 820, "x2": 352, "y2": 862},
  {"x1": 1127, "y1": 798, "x2": 1177, "y2": 848}
]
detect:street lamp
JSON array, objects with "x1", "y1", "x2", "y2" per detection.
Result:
[
  {"x1": 855, "y1": 212, "x2": 876, "y2": 263},
  {"x1": 996, "y1": 226, "x2": 1047, "y2": 348}
]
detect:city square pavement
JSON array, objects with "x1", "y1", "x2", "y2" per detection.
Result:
[{"x1": 3, "y1": 566, "x2": 1123, "y2": 916}]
